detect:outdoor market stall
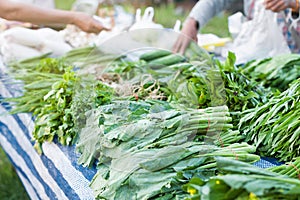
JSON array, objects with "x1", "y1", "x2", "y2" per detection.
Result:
[{"x1": 1, "y1": 3, "x2": 300, "y2": 200}]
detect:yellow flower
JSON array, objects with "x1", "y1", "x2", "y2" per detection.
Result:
[
  {"x1": 216, "y1": 180, "x2": 221, "y2": 185},
  {"x1": 249, "y1": 192, "x2": 259, "y2": 200},
  {"x1": 187, "y1": 188, "x2": 197, "y2": 196}
]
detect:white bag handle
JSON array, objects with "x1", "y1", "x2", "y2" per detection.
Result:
[
  {"x1": 135, "y1": 8, "x2": 142, "y2": 22},
  {"x1": 142, "y1": 7, "x2": 154, "y2": 22},
  {"x1": 173, "y1": 20, "x2": 181, "y2": 32}
]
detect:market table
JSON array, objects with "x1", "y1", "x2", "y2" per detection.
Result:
[{"x1": 0, "y1": 29, "x2": 282, "y2": 199}]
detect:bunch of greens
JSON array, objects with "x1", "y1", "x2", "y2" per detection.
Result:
[
  {"x1": 5, "y1": 58, "x2": 70, "y2": 114},
  {"x1": 239, "y1": 78, "x2": 300, "y2": 161},
  {"x1": 183, "y1": 157, "x2": 300, "y2": 200},
  {"x1": 242, "y1": 54, "x2": 300, "y2": 91},
  {"x1": 4, "y1": 58, "x2": 78, "y2": 152},
  {"x1": 216, "y1": 52, "x2": 271, "y2": 112},
  {"x1": 4, "y1": 58, "x2": 115, "y2": 153},
  {"x1": 32, "y1": 68, "x2": 78, "y2": 151},
  {"x1": 269, "y1": 157, "x2": 300, "y2": 179},
  {"x1": 76, "y1": 99, "x2": 234, "y2": 167}
]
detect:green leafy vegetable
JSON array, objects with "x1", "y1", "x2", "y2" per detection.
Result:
[
  {"x1": 183, "y1": 157, "x2": 300, "y2": 200},
  {"x1": 243, "y1": 53, "x2": 300, "y2": 91},
  {"x1": 239, "y1": 78, "x2": 300, "y2": 161}
]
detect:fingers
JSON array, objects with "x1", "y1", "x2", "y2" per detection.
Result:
[
  {"x1": 73, "y1": 13, "x2": 110, "y2": 33},
  {"x1": 172, "y1": 36, "x2": 181, "y2": 53},
  {"x1": 179, "y1": 36, "x2": 192, "y2": 55},
  {"x1": 173, "y1": 18, "x2": 199, "y2": 54},
  {"x1": 172, "y1": 33, "x2": 193, "y2": 55},
  {"x1": 264, "y1": 0, "x2": 289, "y2": 12},
  {"x1": 91, "y1": 22, "x2": 110, "y2": 33}
]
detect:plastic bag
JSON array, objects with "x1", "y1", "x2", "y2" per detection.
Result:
[
  {"x1": 223, "y1": 0, "x2": 290, "y2": 64},
  {"x1": 0, "y1": 27, "x2": 72, "y2": 62},
  {"x1": 129, "y1": 7, "x2": 163, "y2": 30},
  {"x1": 0, "y1": 27, "x2": 44, "y2": 48},
  {"x1": 1, "y1": 41, "x2": 42, "y2": 63},
  {"x1": 228, "y1": 12, "x2": 245, "y2": 39}
]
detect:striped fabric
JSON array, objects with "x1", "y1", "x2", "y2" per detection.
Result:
[{"x1": 0, "y1": 60, "x2": 279, "y2": 199}]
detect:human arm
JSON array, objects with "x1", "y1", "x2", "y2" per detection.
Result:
[
  {"x1": 173, "y1": 0, "x2": 236, "y2": 54},
  {"x1": 0, "y1": 0, "x2": 109, "y2": 33},
  {"x1": 264, "y1": 0, "x2": 299, "y2": 12}
]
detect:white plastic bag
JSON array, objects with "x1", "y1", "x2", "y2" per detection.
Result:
[
  {"x1": 1, "y1": 41, "x2": 42, "y2": 63},
  {"x1": 0, "y1": 27, "x2": 72, "y2": 62},
  {"x1": 41, "y1": 40, "x2": 72, "y2": 56},
  {"x1": 228, "y1": 12, "x2": 245, "y2": 39},
  {"x1": 129, "y1": 7, "x2": 163, "y2": 30},
  {"x1": 37, "y1": 28, "x2": 66, "y2": 43},
  {"x1": 223, "y1": 0, "x2": 290, "y2": 64},
  {"x1": 0, "y1": 27, "x2": 44, "y2": 48}
]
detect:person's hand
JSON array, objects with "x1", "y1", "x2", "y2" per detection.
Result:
[
  {"x1": 173, "y1": 17, "x2": 199, "y2": 54},
  {"x1": 264, "y1": 0, "x2": 298, "y2": 12},
  {"x1": 72, "y1": 12, "x2": 110, "y2": 34}
]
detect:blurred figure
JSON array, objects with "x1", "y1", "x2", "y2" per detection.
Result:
[{"x1": 173, "y1": 0, "x2": 300, "y2": 54}]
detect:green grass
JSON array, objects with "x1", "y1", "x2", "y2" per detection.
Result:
[
  {"x1": 153, "y1": 3, "x2": 188, "y2": 29},
  {"x1": 201, "y1": 12, "x2": 230, "y2": 38},
  {"x1": 0, "y1": 147, "x2": 29, "y2": 200},
  {"x1": 54, "y1": 0, "x2": 75, "y2": 10},
  {"x1": 152, "y1": 3, "x2": 230, "y2": 38}
]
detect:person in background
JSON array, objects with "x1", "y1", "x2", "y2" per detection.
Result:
[
  {"x1": 173, "y1": 0, "x2": 300, "y2": 54},
  {"x1": 0, "y1": 0, "x2": 108, "y2": 33}
]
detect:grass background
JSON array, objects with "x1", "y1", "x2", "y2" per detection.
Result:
[
  {"x1": 0, "y1": 148, "x2": 29, "y2": 200},
  {"x1": 0, "y1": 2, "x2": 230, "y2": 199},
  {"x1": 153, "y1": 3, "x2": 230, "y2": 37}
]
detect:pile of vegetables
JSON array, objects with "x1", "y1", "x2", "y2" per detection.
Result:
[
  {"x1": 239, "y1": 78, "x2": 300, "y2": 161},
  {"x1": 75, "y1": 99, "x2": 258, "y2": 199},
  {"x1": 3, "y1": 41, "x2": 300, "y2": 200},
  {"x1": 77, "y1": 100, "x2": 238, "y2": 167},
  {"x1": 103, "y1": 46, "x2": 219, "y2": 109},
  {"x1": 104, "y1": 49, "x2": 271, "y2": 116}
]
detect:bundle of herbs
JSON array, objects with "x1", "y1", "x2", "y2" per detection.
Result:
[
  {"x1": 216, "y1": 52, "x2": 271, "y2": 112},
  {"x1": 215, "y1": 52, "x2": 272, "y2": 127},
  {"x1": 268, "y1": 157, "x2": 300, "y2": 179},
  {"x1": 4, "y1": 59, "x2": 78, "y2": 152},
  {"x1": 239, "y1": 78, "x2": 300, "y2": 161},
  {"x1": 3, "y1": 58, "x2": 115, "y2": 153}
]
